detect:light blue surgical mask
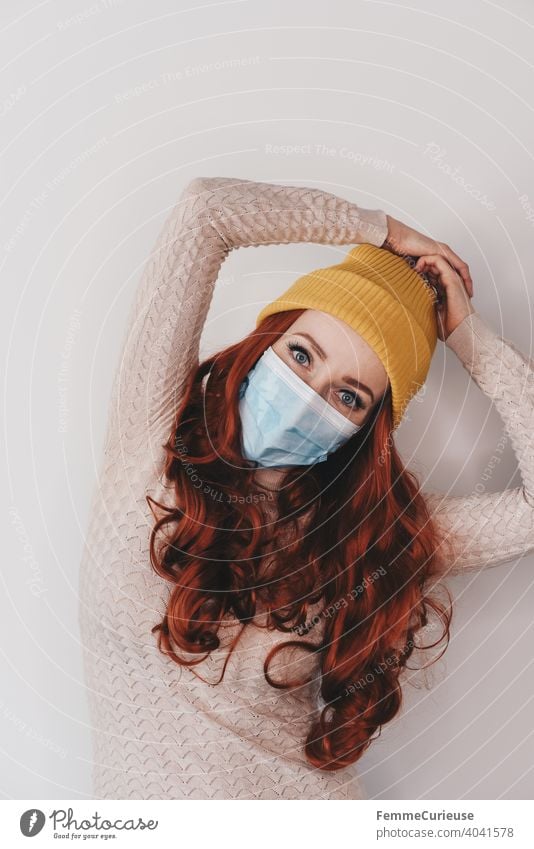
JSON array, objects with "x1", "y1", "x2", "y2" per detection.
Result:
[{"x1": 237, "y1": 346, "x2": 362, "y2": 468}]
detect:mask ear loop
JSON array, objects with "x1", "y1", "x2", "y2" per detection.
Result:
[{"x1": 203, "y1": 363, "x2": 219, "y2": 395}]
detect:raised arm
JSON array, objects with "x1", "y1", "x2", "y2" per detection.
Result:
[
  {"x1": 102, "y1": 176, "x2": 388, "y2": 466},
  {"x1": 422, "y1": 311, "x2": 534, "y2": 577}
]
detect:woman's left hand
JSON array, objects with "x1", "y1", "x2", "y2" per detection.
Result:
[
  {"x1": 413, "y1": 254, "x2": 476, "y2": 342},
  {"x1": 384, "y1": 215, "x2": 473, "y2": 297}
]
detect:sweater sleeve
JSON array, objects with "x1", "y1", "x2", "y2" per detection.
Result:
[
  {"x1": 102, "y1": 176, "x2": 388, "y2": 465},
  {"x1": 422, "y1": 311, "x2": 534, "y2": 577}
]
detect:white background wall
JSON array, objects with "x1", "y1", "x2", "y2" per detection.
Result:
[{"x1": 1, "y1": 0, "x2": 533, "y2": 800}]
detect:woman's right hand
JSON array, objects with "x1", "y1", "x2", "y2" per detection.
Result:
[
  {"x1": 413, "y1": 253, "x2": 476, "y2": 342},
  {"x1": 384, "y1": 215, "x2": 473, "y2": 298}
]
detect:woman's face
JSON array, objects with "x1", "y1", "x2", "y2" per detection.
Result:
[{"x1": 271, "y1": 309, "x2": 389, "y2": 427}]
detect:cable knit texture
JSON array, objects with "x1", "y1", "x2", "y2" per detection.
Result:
[{"x1": 78, "y1": 176, "x2": 534, "y2": 800}]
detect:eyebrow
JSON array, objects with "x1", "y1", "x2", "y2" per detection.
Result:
[{"x1": 295, "y1": 332, "x2": 376, "y2": 403}]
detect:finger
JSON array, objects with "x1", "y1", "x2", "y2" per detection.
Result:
[
  {"x1": 414, "y1": 254, "x2": 451, "y2": 274},
  {"x1": 440, "y1": 245, "x2": 473, "y2": 298},
  {"x1": 416, "y1": 254, "x2": 462, "y2": 281},
  {"x1": 415, "y1": 253, "x2": 451, "y2": 266},
  {"x1": 416, "y1": 251, "x2": 473, "y2": 299}
]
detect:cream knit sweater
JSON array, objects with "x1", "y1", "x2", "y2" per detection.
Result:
[{"x1": 78, "y1": 176, "x2": 534, "y2": 800}]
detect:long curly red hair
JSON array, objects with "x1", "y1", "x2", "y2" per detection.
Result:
[{"x1": 148, "y1": 308, "x2": 453, "y2": 771}]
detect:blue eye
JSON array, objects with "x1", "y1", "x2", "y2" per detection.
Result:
[
  {"x1": 340, "y1": 390, "x2": 359, "y2": 409},
  {"x1": 340, "y1": 389, "x2": 365, "y2": 410},
  {"x1": 286, "y1": 340, "x2": 310, "y2": 366}
]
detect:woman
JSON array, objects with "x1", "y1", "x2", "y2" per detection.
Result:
[{"x1": 78, "y1": 176, "x2": 534, "y2": 800}]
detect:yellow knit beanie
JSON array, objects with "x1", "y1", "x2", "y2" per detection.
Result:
[{"x1": 255, "y1": 244, "x2": 438, "y2": 430}]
